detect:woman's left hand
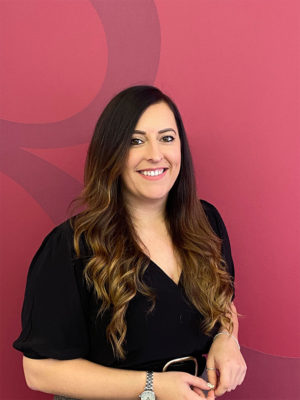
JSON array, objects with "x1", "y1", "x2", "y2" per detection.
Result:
[{"x1": 204, "y1": 333, "x2": 247, "y2": 397}]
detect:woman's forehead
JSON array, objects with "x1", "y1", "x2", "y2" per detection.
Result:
[{"x1": 134, "y1": 102, "x2": 178, "y2": 133}]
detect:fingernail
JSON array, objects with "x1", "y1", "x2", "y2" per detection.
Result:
[{"x1": 207, "y1": 382, "x2": 215, "y2": 389}]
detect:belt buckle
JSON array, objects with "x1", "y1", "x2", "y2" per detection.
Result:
[{"x1": 162, "y1": 356, "x2": 198, "y2": 376}]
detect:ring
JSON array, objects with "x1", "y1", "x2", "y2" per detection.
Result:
[{"x1": 206, "y1": 367, "x2": 216, "y2": 371}]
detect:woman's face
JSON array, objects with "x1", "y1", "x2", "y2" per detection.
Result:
[{"x1": 121, "y1": 101, "x2": 181, "y2": 206}]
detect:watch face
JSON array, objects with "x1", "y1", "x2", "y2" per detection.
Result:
[{"x1": 140, "y1": 390, "x2": 155, "y2": 400}]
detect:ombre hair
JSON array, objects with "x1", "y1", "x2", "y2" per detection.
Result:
[{"x1": 69, "y1": 86, "x2": 234, "y2": 359}]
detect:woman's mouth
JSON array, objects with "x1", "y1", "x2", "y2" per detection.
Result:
[{"x1": 137, "y1": 168, "x2": 168, "y2": 179}]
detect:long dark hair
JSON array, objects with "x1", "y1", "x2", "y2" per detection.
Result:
[{"x1": 70, "y1": 86, "x2": 234, "y2": 359}]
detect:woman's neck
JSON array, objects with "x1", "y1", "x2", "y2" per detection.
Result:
[{"x1": 124, "y1": 196, "x2": 167, "y2": 230}]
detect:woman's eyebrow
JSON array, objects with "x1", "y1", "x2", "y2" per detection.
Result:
[{"x1": 133, "y1": 128, "x2": 177, "y2": 135}]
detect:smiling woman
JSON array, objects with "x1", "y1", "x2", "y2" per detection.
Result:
[
  {"x1": 13, "y1": 86, "x2": 246, "y2": 400},
  {"x1": 122, "y1": 102, "x2": 181, "y2": 205}
]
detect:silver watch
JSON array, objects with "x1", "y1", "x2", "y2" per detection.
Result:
[{"x1": 139, "y1": 371, "x2": 156, "y2": 400}]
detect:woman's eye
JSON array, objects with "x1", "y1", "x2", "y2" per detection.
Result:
[
  {"x1": 162, "y1": 135, "x2": 175, "y2": 142},
  {"x1": 130, "y1": 138, "x2": 143, "y2": 145}
]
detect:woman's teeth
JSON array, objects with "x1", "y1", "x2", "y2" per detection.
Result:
[{"x1": 139, "y1": 169, "x2": 165, "y2": 176}]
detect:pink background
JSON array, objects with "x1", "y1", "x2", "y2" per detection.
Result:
[{"x1": 1, "y1": 0, "x2": 299, "y2": 399}]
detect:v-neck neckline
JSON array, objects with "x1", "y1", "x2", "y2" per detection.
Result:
[{"x1": 149, "y1": 259, "x2": 182, "y2": 288}]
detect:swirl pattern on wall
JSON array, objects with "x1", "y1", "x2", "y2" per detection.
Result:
[{"x1": 2, "y1": 1, "x2": 299, "y2": 399}]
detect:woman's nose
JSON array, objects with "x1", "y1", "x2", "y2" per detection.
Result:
[{"x1": 146, "y1": 141, "x2": 163, "y2": 162}]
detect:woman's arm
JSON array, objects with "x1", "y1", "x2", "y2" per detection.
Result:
[
  {"x1": 204, "y1": 302, "x2": 247, "y2": 398},
  {"x1": 23, "y1": 356, "x2": 145, "y2": 400},
  {"x1": 23, "y1": 356, "x2": 213, "y2": 400}
]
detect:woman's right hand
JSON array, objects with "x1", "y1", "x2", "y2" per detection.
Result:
[{"x1": 153, "y1": 371, "x2": 215, "y2": 399}]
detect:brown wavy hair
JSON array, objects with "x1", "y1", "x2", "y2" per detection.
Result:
[{"x1": 69, "y1": 86, "x2": 234, "y2": 359}]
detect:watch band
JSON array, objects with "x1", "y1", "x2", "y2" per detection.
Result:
[
  {"x1": 144, "y1": 371, "x2": 154, "y2": 391},
  {"x1": 139, "y1": 371, "x2": 155, "y2": 399}
]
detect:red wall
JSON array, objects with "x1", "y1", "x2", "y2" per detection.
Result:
[{"x1": 1, "y1": 1, "x2": 299, "y2": 399}]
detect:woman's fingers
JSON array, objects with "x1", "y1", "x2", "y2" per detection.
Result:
[
  {"x1": 154, "y1": 371, "x2": 217, "y2": 400},
  {"x1": 205, "y1": 334, "x2": 247, "y2": 396},
  {"x1": 206, "y1": 387, "x2": 215, "y2": 399},
  {"x1": 236, "y1": 360, "x2": 247, "y2": 386},
  {"x1": 186, "y1": 374, "x2": 215, "y2": 391},
  {"x1": 206, "y1": 366, "x2": 218, "y2": 390},
  {"x1": 189, "y1": 373, "x2": 215, "y2": 399},
  {"x1": 214, "y1": 367, "x2": 232, "y2": 396},
  {"x1": 214, "y1": 360, "x2": 247, "y2": 395},
  {"x1": 229, "y1": 357, "x2": 247, "y2": 389},
  {"x1": 205, "y1": 363, "x2": 217, "y2": 399},
  {"x1": 192, "y1": 387, "x2": 206, "y2": 398}
]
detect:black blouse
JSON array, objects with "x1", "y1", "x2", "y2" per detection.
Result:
[{"x1": 13, "y1": 200, "x2": 235, "y2": 373}]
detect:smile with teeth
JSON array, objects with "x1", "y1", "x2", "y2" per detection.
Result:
[{"x1": 139, "y1": 168, "x2": 166, "y2": 176}]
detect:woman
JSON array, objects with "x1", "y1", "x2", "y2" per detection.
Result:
[{"x1": 13, "y1": 86, "x2": 246, "y2": 399}]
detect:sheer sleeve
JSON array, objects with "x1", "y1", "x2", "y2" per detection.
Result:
[
  {"x1": 13, "y1": 221, "x2": 90, "y2": 359},
  {"x1": 200, "y1": 200, "x2": 236, "y2": 300}
]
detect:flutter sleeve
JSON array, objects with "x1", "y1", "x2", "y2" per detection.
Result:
[
  {"x1": 200, "y1": 200, "x2": 236, "y2": 300},
  {"x1": 13, "y1": 221, "x2": 90, "y2": 359}
]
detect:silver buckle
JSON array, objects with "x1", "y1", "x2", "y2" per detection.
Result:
[{"x1": 162, "y1": 356, "x2": 198, "y2": 376}]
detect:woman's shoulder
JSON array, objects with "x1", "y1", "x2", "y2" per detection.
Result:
[
  {"x1": 200, "y1": 199, "x2": 219, "y2": 214},
  {"x1": 43, "y1": 213, "x2": 88, "y2": 244},
  {"x1": 43, "y1": 216, "x2": 97, "y2": 260},
  {"x1": 199, "y1": 199, "x2": 222, "y2": 223},
  {"x1": 33, "y1": 218, "x2": 74, "y2": 256},
  {"x1": 199, "y1": 199, "x2": 229, "y2": 238},
  {"x1": 32, "y1": 215, "x2": 90, "y2": 265},
  {"x1": 199, "y1": 199, "x2": 235, "y2": 283},
  {"x1": 46, "y1": 217, "x2": 75, "y2": 239},
  {"x1": 28, "y1": 218, "x2": 75, "y2": 271}
]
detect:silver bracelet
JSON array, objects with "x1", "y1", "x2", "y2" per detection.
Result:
[{"x1": 213, "y1": 331, "x2": 240, "y2": 351}]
